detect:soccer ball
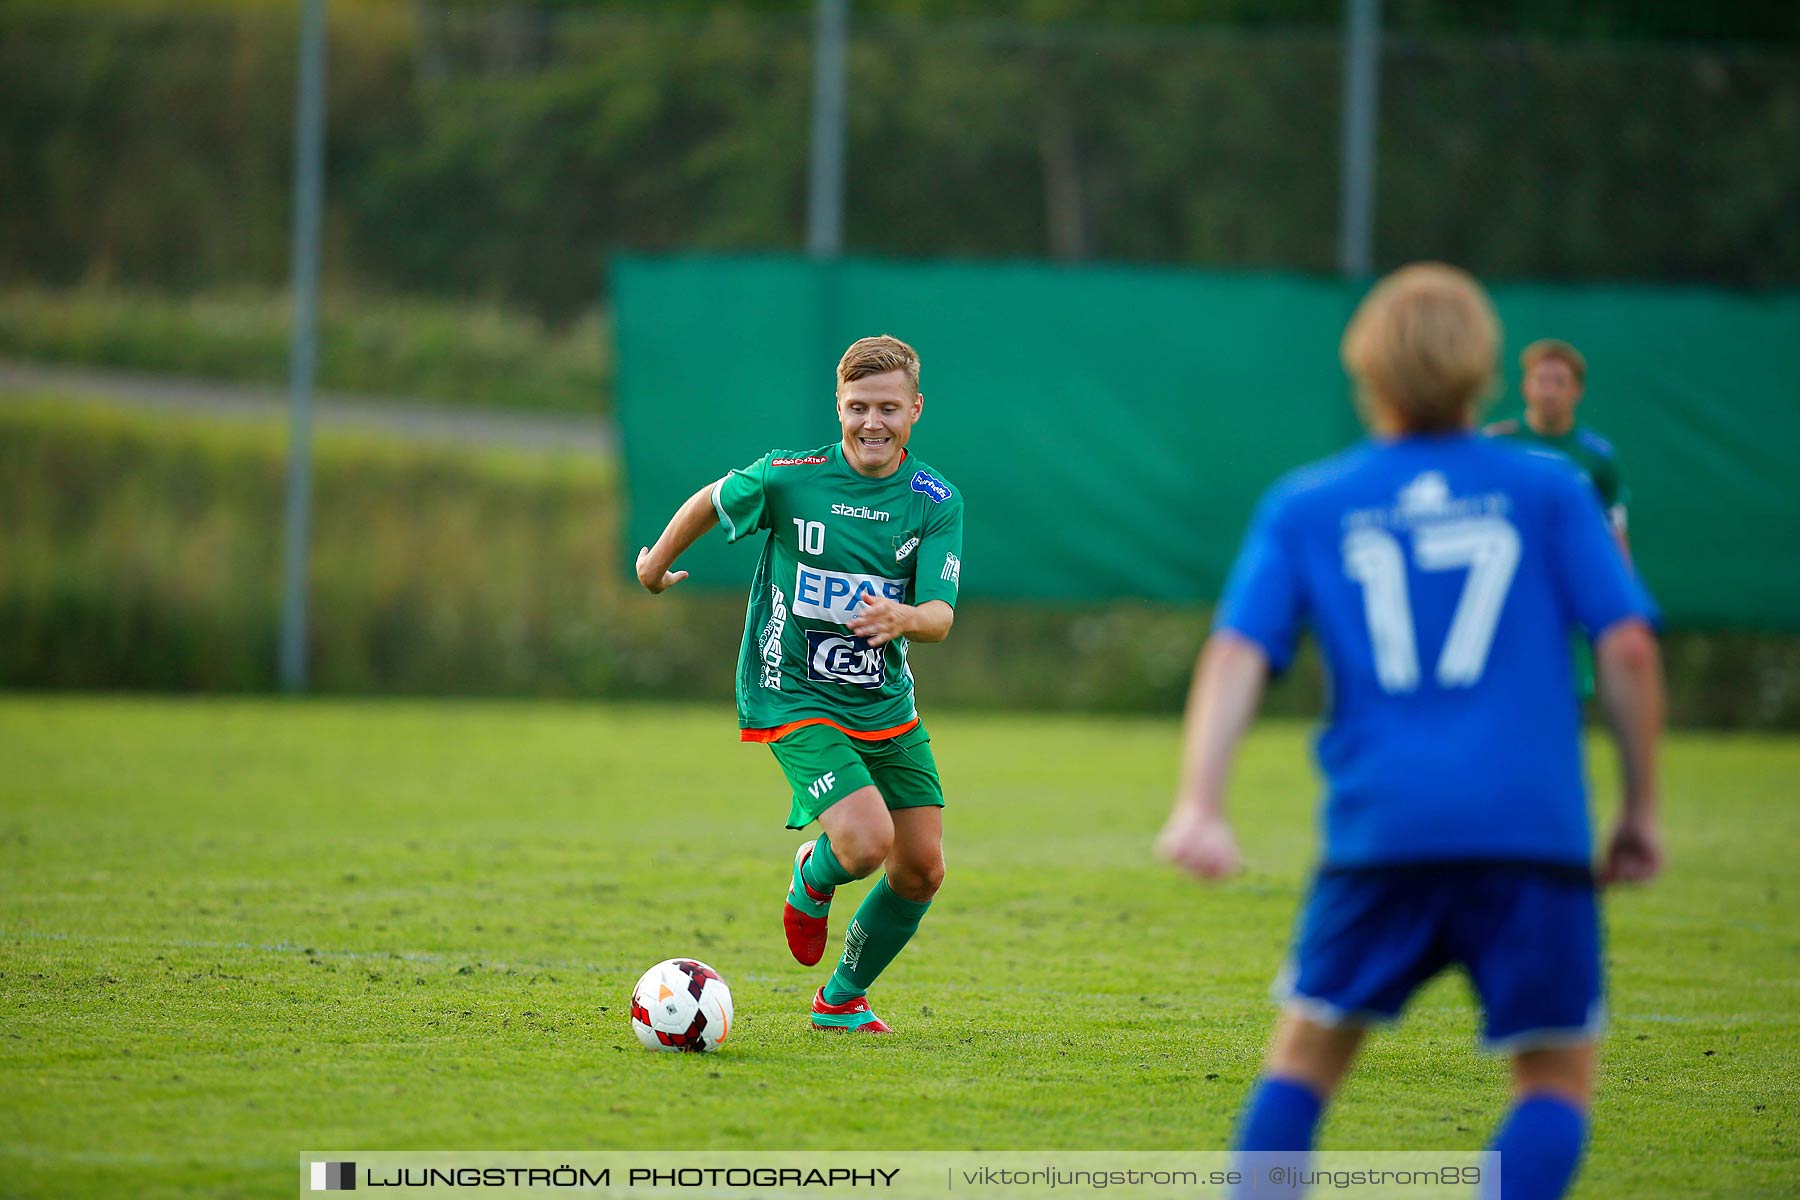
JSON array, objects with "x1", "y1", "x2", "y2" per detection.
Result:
[{"x1": 629, "y1": 958, "x2": 734, "y2": 1053}]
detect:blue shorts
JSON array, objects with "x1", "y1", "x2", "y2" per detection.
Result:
[{"x1": 1276, "y1": 863, "x2": 1605, "y2": 1053}]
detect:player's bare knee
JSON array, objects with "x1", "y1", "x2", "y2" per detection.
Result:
[
  {"x1": 820, "y1": 787, "x2": 894, "y2": 876},
  {"x1": 851, "y1": 838, "x2": 893, "y2": 878},
  {"x1": 835, "y1": 824, "x2": 894, "y2": 877},
  {"x1": 889, "y1": 856, "x2": 944, "y2": 902},
  {"x1": 1266, "y1": 1012, "x2": 1364, "y2": 1098},
  {"x1": 1511, "y1": 1045, "x2": 1595, "y2": 1106}
]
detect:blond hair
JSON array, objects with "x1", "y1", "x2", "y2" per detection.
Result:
[
  {"x1": 1521, "y1": 338, "x2": 1586, "y2": 385},
  {"x1": 1341, "y1": 263, "x2": 1500, "y2": 435},
  {"x1": 836, "y1": 335, "x2": 920, "y2": 394}
]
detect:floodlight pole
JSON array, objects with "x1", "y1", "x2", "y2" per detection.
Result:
[
  {"x1": 279, "y1": 0, "x2": 328, "y2": 693},
  {"x1": 807, "y1": 0, "x2": 848, "y2": 258},
  {"x1": 1337, "y1": 0, "x2": 1381, "y2": 277}
]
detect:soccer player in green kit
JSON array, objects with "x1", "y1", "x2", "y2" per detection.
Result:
[
  {"x1": 635, "y1": 335, "x2": 963, "y2": 1034},
  {"x1": 1486, "y1": 339, "x2": 1630, "y2": 552},
  {"x1": 1487, "y1": 339, "x2": 1630, "y2": 695}
]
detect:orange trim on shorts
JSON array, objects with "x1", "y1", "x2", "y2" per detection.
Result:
[{"x1": 740, "y1": 716, "x2": 921, "y2": 744}]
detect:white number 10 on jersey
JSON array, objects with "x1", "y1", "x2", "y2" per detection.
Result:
[
  {"x1": 792, "y1": 519, "x2": 826, "y2": 555},
  {"x1": 1342, "y1": 516, "x2": 1521, "y2": 692}
]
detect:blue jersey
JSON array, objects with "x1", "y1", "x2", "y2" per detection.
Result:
[{"x1": 1217, "y1": 432, "x2": 1658, "y2": 868}]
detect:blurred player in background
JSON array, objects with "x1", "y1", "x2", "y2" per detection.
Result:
[
  {"x1": 1487, "y1": 338, "x2": 1630, "y2": 695},
  {"x1": 1486, "y1": 339, "x2": 1629, "y2": 553},
  {"x1": 1158, "y1": 265, "x2": 1665, "y2": 1200},
  {"x1": 636, "y1": 335, "x2": 963, "y2": 1034}
]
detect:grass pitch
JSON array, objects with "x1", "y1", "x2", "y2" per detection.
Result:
[{"x1": 1, "y1": 697, "x2": 1794, "y2": 1197}]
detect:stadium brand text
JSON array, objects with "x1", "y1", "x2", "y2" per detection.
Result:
[
  {"x1": 772, "y1": 455, "x2": 829, "y2": 466},
  {"x1": 830, "y1": 504, "x2": 890, "y2": 522},
  {"x1": 793, "y1": 566, "x2": 907, "y2": 623}
]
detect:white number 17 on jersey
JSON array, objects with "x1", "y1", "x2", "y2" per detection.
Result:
[{"x1": 1342, "y1": 516, "x2": 1521, "y2": 693}]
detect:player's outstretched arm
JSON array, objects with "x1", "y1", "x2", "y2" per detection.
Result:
[
  {"x1": 635, "y1": 481, "x2": 722, "y2": 594},
  {"x1": 1157, "y1": 631, "x2": 1268, "y2": 880},
  {"x1": 847, "y1": 597, "x2": 953, "y2": 647},
  {"x1": 1594, "y1": 617, "x2": 1665, "y2": 886}
]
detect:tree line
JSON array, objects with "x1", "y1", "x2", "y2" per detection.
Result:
[{"x1": 4, "y1": 3, "x2": 1796, "y2": 320}]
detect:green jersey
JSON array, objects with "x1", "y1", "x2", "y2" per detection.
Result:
[
  {"x1": 712, "y1": 443, "x2": 964, "y2": 735},
  {"x1": 1485, "y1": 419, "x2": 1629, "y2": 530}
]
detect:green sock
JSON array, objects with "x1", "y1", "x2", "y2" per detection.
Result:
[
  {"x1": 802, "y1": 834, "x2": 857, "y2": 895},
  {"x1": 822, "y1": 876, "x2": 931, "y2": 1004}
]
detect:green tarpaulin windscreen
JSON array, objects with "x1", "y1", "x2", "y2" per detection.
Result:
[{"x1": 615, "y1": 255, "x2": 1799, "y2": 631}]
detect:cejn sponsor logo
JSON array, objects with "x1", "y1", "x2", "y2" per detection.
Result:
[
  {"x1": 830, "y1": 503, "x2": 890, "y2": 522},
  {"x1": 771, "y1": 454, "x2": 828, "y2": 466},
  {"x1": 758, "y1": 584, "x2": 788, "y2": 689},
  {"x1": 792, "y1": 565, "x2": 906, "y2": 623},
  {"x1": 805, "y1": 630, "x2": 884, "y2": 689},
  {"x1": 910, "y1": 469, "x2": 952, "y2": 503}
]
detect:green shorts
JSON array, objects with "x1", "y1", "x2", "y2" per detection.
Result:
[{"x1": 766, "y1": 721, "x2": 944, "y2": 830}]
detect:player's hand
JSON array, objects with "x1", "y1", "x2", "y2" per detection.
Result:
[
  {"x1": 1157, "y1": 805, "x2": 1242, "y2": 880},
  {"x1": 635, "y1": 546, "x2": 689, "y2": 595},
  {"x1": 847, "y1": 595, "x2": 909, "y2": 647},
  {"x1": 1599, "y1": 815, "x2": 1664, "y2": 886}
]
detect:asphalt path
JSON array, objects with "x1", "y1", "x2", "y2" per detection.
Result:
[{"x1": 0, "y1": 359, "x2": 615, "y2": 457}]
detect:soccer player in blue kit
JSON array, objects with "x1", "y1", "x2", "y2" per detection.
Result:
[{"x1": 1158, "y1": 264, "x2": 1666, "y2": 1200}]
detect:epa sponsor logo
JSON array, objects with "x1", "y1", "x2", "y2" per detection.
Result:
[
  {"x1": 793, "y1": 565, "x2": 907, "y2": 623},
  {"x1": 894, "y1": 535, "x2": 920, "y2": 562},
  {"x1": 805, "y1": 630, "x2": 884, "y2": 689},
  {"x1": 910, "y1": 470, "x2": 952, "y2": 503},
  {"x1": 830, "y1": 503, "x2": 890, "y2": 522},
  {"x1": 772, "y1": 454, "x2": 828, "y2": 466}
]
